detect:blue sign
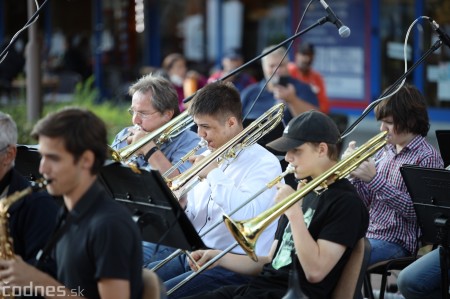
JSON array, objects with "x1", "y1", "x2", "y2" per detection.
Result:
[{"x1": 299, "y1": 0, "x2": 367, "y2": 101}]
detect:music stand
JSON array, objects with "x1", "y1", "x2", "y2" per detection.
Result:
[
  {"x1": 436, "y1": 130, "x2": 450, "y2": 167},
  {"x1": 15, "y1": 144, "x2": 42, "y2": 181},
  {"x1": 99, "y1": 161, "x2": 205, "y2": 251},
  {"x1": 400, "y1": 165, "x2": 450, "y2": 299}
]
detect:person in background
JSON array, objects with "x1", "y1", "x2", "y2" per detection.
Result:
[
  {"x1": 288, "y1": 42, "x2": 330, "y2": 114},
  {"x1": 0, "y1": 38, "x2": 25, "y2": 99},
  {"x1": 0, "y1": 107, "x2": 143, "y2": 299},
  {"x1": 207, "y1": 48, "x2": 256, "y2": 92},
  {"x1": 162, "y1": 53, "x2": 207, "y2": 111},
  {"x1": 397, "y1": 247, "x2": 447, "y2": 299},
  {"x1": 181, "y1": 110, "x2": 369, "y2": 299},
  {"x1": 0, "y1": 111, "x2": 58, "y2": 272},
  {"x1": 345, "y1": 84, "x2": 444, "y2": 266},
  {"x1": 111, "y1": 74, "x2": 204, "y2": 266},
  {"x1": 241, "y1": 45, "x2": 318, "y2": 125}
]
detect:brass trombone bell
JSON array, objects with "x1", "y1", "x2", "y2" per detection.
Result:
[{"x1": 223, "y1": 131, "x2": 388, "y2": 261}]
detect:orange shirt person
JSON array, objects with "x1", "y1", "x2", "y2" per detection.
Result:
[{"x1": 288, "y1": 43, "x2": 329, "y2": 114}]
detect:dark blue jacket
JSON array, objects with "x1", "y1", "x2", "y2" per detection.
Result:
[{"x1": 6, "y1": 168, "x2": 59, "y2": 266}]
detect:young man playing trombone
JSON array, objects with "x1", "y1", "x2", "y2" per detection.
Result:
[
  {"x1": 345, "y1": 84, "x2": 444, "y2": 266},
  {"x1": 148, "y1": 81, "x2": 283, "y2": 298},
  {"x1": 182, "y1": 110, "x2": 369, "y2": 299}
]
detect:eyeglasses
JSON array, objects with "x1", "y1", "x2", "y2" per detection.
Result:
[
  {"x1": 127, "y1": 108, "x2": 160, "y2": 119},
  {"x1": 0, "y1": 144, "x2": 9, "y2": 153}
]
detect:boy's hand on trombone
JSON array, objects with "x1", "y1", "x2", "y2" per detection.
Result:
[
  {"x1": 343, "y1": 141, "x2": 377, "y2": 182},
  {"x1": 188, "y1": 249, "x2": 221, "y2": 271},
  {"x1": 189, "y1": 155, "x2": 219, "y2": 179},
  {"x1": 274, "y1": 183, "x2": 295, "y2": 203},
  {"x1": 274, "y1": 183, "x2": 303, "y2": 219},
  {"x1": 342, "y1": 140, "x2": 357, "y2": 160},
  {"x1": 349, "y1": 158, "x2": 376, "y2": 183}
]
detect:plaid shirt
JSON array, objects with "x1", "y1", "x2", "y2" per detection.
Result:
[{"x1": 352, "y1": 135, "x2": 444, "y2": 254}]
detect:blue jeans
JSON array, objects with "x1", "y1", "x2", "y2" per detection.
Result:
[
  {"x1": 142, "y1": 241, "x2": 178, "y2": 268},
  {"x1": 368, "y1": 238, "x2": 410, "y2": 266},
  {"x1": 397, "y1": 248, "x2": 446, "y2": 299},
  {"x1": 147, "y1": 255, "x2": 251, "y2": 299}
]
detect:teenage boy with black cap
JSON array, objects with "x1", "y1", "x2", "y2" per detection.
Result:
[{"x1": 182, "y1": 110, "x2": 369, "y2": 299}]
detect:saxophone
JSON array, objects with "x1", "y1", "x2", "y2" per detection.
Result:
[{"x1": 0, "y1": 179, "x2": 49, "y2": 299}]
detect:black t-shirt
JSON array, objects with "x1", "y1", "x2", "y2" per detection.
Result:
[
  {"x1": 241, "y1": 178, "x2": 369, "y2": 299},
  {"x1": 55, "y1": 181, "x2": 143, "y2": 299}
]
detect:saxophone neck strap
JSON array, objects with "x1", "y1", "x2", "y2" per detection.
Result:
[{"x1": 34, "y1": 212, "x2": 72, "y2": 269}]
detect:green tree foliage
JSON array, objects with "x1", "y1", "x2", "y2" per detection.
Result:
[{"x1": 0, "y1": 76, "x2": 131, "y2": 145}]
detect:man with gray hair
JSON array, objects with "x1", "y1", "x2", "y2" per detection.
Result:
[
  {"x1": 112, "y1": 73, "x2": 203, "y2": 177},
  {"x1": 111, "y1": 74, "x2": 204, "y2": 266},
  {"x1": 0, "y1": 111, "x2": 58, "y2": 269}
]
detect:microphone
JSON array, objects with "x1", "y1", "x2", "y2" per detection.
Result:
[
  {"x1": 428, "y1": 18, "x2": 450, "y2": 49},
  {"x1": 318, "y1": 0, "x2": 351, "y2": 38}
]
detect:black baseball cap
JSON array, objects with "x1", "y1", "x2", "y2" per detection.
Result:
[{"x1": 266, "y1": 110, "x2": 341, "y2": 152}]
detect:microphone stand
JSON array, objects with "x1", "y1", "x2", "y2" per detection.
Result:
[
  {"x1": 0, "y1": 0, "x2": 50, "y2": 63},
  {"x1": 341, "y1": 39, "x2": 443, "y2": 138},
  {"x1": 183, "y1": 15, "x2": 335, "y2": 105}
]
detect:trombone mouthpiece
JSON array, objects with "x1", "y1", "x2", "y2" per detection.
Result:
[
  {"x1": 198, "y1": 138, "x2": 208, "y2": 148},
  {"x1": 285, "y1": 164, "x2": 295, "y2": 174}
]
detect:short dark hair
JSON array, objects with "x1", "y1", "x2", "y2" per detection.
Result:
[
  {"x1": 310, "y1": 142, "x2": 339, "y2": 161},
  {"x1": 162, "y1": 53, "x2": 185, "y2": 72},
  {"x1": 297, "y1": 42, "x2": 315, "y2": 55},
  {"x1": 375, "y1": 84, "x2": 430, "y2": 136},
  {"x1": 31, "y1": 107, "x2": 107, "y2": 174},
  {"x1": 128, "y1": 74, "x2": 180, "y2": 117},
  {"x1": 188, "y1": 81, "x2": 243, "y2": 123}
]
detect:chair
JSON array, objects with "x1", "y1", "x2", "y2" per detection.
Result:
[
  {"x1": 332, "y1": 237, "x2": 371, "y2": 299},
  {"x1": 363, "y1": 245, "x2": 432, "y2": 299},
  {"x1": 142, "y1": 268, "x2": 167, "y2": 299}
]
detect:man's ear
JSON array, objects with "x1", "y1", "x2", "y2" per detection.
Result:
[
  {"x1": 165, "y1": 110, "x2": 174, "y2": 120},
  {"x1": 79, "y1": 150, "x2": 95, "y2": 170},
  {"x1": 227, "y1": 116, "x2": 238, "y2": 128},
  {"x1": 318, "y1": 142, "x2": 328, "y2": 157}
]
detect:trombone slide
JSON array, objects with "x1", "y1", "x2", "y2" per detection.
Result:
[{"x1": 151, "y1": 164, "x2": 294, "y2": 272}]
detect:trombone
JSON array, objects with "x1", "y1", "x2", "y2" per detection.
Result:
[
  {"x1": 166, "y1": 102, "x2": 285, "y2": 194},
  {"x1": 110, "y1": 124, "x2": 140, "y2": 149},
  {"x1": 152, "y1": 163, "x2": 294, "y2": 271},
  {"x1": 162, "y1": 138, "x2": 208, "y2": 179},
  {"x1": 163, "y1": 164, "x2": 296, "y2": 295},
  {"x1": 223, "y1": 131, "x2": 388, "y2": 261},
  {"x1": 110, "y1": 110, "x2": 194, "y2": 163}
]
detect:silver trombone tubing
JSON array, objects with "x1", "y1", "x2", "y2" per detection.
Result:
[
  {"x1": 151, "y1": 164, "x2": 294, "y2": 272},
  {"x1": 110, "y1": 124, "x2": 140, "y2": 149},
  {"x1": 162, "y1": 138, "x2": 208, "y2": 179},
  {"x1": 167, "y1": 242, "x2": 239, "y2": 295}
]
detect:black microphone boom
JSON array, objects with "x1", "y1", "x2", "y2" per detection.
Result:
[
  {"x1": 318, "y1": 0, "x2": 351, "y2": 38},
  {"x1": 429, "y1": 18, "x2": 450, "y2": 49}
]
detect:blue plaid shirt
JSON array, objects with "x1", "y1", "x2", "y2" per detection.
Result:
[{"x1": 351, "y1": 135, "x2": 444, "y2": 254}]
